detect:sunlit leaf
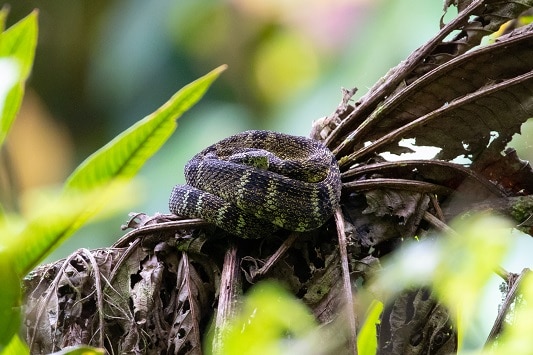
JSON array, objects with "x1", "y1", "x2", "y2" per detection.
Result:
[
  {"x1": 8, "y1": 181, "x2": 135, "y2": 277},
  {"x1": 358, "y1": 300, "x2": 383, "y2": 355},
  {"x1": 433, "y1": 214, "x2": 512, "y2": 339},
  {"x1": 0, "y1": 66, "x2": 225, "y2": 349},
  {"x1": 0, "y1": 252, "x2": 22, "y2": 350},
  {"x1": 220, "y1": 282, "x2": 317, "y2": 355},
  {"x1": 9, "y1": 66, "x2": 225, "y2": 277},
  {"x1": 371, "y1": 239, "x2": 441, "y2": 297},
  {"x1": 0, "y1": 10, "x2": 37, "y2": 77},
  {"x1": 0, "y1": 59, "x2": 19, "y2": 130},
  {"x1": 1, "y1": 334, "x2": 29, "y2": 355},
  {"x1": 0, "y1": 10, "x2": 38, "y2": 147},
  {"x1": 370, "y1": 213, "x2": 512, "y2": 351},
  {"x1": 49, "y1": 345, "x2": 105, "y2": 355},
  {"x1": 65, "y1": 65, "x2": 226, "y2": 191}
]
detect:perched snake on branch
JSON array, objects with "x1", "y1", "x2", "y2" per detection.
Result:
[{"x1": 169, "y1": 130, "x2": 342, "y2": 238}]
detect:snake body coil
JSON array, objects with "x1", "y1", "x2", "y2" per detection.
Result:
[{"x1": 169, "y1": 130, "x2": 341, "y2": 238}]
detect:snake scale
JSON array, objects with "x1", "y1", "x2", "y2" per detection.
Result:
[{"x1": 169, "y1": 130, "x2": 342, "y2": 239}]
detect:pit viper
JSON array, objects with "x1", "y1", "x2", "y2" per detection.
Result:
[{"x1": 169, "y1": 130, "x2": 342, "y2": 238}]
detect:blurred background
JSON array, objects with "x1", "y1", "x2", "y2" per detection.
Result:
[
  {"x1": 2, "y1": 0, "x2": 533, "y2": 348},
  {"x1": 3, "y1": 0, "x2": 449, "y2": 253}
]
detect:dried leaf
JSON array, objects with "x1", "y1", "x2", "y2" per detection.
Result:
[{"x1": 340, "y1": 24, "x2": 533, "y2": 163}]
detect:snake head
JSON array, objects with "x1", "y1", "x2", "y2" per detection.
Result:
[{"x1": 227, "y1": 150, "x2": 271, "y2": 171}]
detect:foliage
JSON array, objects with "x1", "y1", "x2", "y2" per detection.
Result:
[
  {"x1": 0, "y1": 10, "x2": 224, "y2": 352},
  {"x1": 0, "y1": 9, "x2": 36, "y2": 148},
  {"x1": 216, "y1": 282, "x2": 318, "y2": 355},
  {"x1": 6, "y1": 1, "x2": 533, "y2": 354},
  {"x1": 219, "y1": 214, "x2": 530, "y2": 354},
  {"x1": 211, "y1": 1, "x2": 533, "y2": 353}
]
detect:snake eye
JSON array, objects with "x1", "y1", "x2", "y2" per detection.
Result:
[{"x1": 228, "y1": 151, "x2": 271, "y2": 170}]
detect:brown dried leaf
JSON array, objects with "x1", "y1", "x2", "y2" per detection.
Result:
[
  {"x1": 340, "y1": 25, "x2": 533, "y2": 163},
  {"x1": 168, "y1": 254, "x2": 209, "y2": 354}
]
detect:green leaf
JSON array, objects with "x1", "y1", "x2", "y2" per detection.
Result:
[
  {"x1": 0, "y1": 10, "x2": 38, "y2": 147},
  {"x1": 49, "y1": 345, "x2": 105, "y2": 355},
  {"x1": 370, "y1": 213, "x2": 513, "y2": 351},
  {"x1": 0, "y1": 334, "x2": 29, "y2": 355},
  {"x1": 0, "y1": 58, "x2": 20, "y2": 138},
  {"x1": 220, "y1": 282, "x2": 317, "y2": 355},
  {"x1": 0, "y1": 253, "x2": 22, "y2": 350},
  {"x1": 10, "y1": 65, "x2": 225, "y2": 277},
  {"x1": 0, "y1": 66, "x2": 225, "y2": 348},
  {"x1": 0, "y1": 10, "x2": 37, "y2": 78},
  {"x1": 65, "y1": 65, "x2": 226, "y2": 191},
  {"x1": 358, "y1": 300, "x2": 382, "y2": 355},
  {"x1": 432, "y1": 214, "x2": 512, "y2": 346},
  {"x1": 8, "y1": 185, "x2": 133, "y2": 276}
]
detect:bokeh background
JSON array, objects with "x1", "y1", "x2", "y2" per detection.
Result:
[
  {"x1": 3, "y1": 0, "x2": 533, "y2": 348},
  {"x1": 4, "y1": 0, "x2": 450, "y2": 254}
]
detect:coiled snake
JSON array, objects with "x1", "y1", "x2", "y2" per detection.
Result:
[{"x1": 169, "y1": 130, "x2": 342, "y2": 238}]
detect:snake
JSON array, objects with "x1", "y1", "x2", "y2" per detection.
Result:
[{"x1": 168, "y1": 130, "x2": 342, "y2": 239}]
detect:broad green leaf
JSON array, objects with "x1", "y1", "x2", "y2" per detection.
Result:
[
  {"x1": 10, "y1": 65, "x2": 225, "y2": 276},
  {"x1": 0, "y1": 12, "x2": 38, "y2": 348},
  {"x1": 0, "y1": 10, "x2": 37, "y2": 77},
  {"x1": 65, "y1": 65, "x2": 226, "y2": 191},
  {"x1": 9, "y1": 182, "x2": 134, "y2": 277},
  {"x1": 0, "y1": 66, "x2": 225, "y2": 348},
  {"x1": 0, "y1": 10, "x2": 38, "y2": 147},
  {"x1": 10, "y1": 67, "x2": 224, "y2": 275}
]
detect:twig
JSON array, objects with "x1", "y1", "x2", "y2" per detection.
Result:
[
  {"x1": 248, "y1": 233, "x2": 298, "y2": 282},
  {"x1": 212, "y1": 243, "x2": 241, "y2": 354},
  {"x1": 335, "y1": 208, "x2": 358, "y2": 354},
  {"x1": 423, "y1": 211, "x2": 511, "y2": 282},
  {"x1": 113, "y1": 217, "x2": 208, "y2": 248},
  {"x1": 485, "y1": 268, "x2": 531, "y2": 345}
]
